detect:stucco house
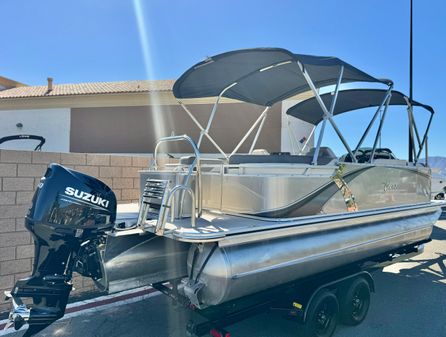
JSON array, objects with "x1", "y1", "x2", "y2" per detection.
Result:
[{"x1": 0, "y1": 76, "x2": 313, "y2": 154}]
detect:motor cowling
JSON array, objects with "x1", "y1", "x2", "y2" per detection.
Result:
[{"x1": 6, "y1": 163, "x2": 116, "y2": 335}]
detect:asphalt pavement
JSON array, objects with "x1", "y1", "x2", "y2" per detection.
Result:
[{"x1": 6, "y1": 221, "x2": 446, "y2": 337}]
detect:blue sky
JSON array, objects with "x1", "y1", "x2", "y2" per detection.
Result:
[{"x1": 1, "y1": 0, "x2": 445, "y2": 158}]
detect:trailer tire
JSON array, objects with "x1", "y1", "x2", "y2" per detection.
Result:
[
  {"x1": 302, "y1": 289, "x2": 339, "y2": 337},
  {"x1": 339, "y1": 277, "x2": 370, "y2": 326}
]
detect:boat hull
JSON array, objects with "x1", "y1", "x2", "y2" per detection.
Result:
[
  {"x1": 187, "y1": 204, "x2": 440, "y2": 307},
  {"x1": 96, "y1": 232, "x2": 190, "y2": 293}
]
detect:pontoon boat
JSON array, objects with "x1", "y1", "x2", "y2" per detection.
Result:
[{"x1": 5, "y1": 48, "x2": 442, "y2": 336}]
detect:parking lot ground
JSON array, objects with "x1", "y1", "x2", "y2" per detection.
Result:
[{"x1": 3, "y1": 221, "x2": 446, "y2": 337}]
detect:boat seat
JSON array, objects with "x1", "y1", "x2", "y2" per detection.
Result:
[
  {"x1": 341, "y1": 147, "x2": 397, "y2": 163},
  {"x1": 306, "y1": 147, "x2": 337, "y2": 160},
  {"x1": 228, "y1": 152, "x2": 334, "y2": 165},
  {"x1": 251, "y1": 149, "x2": 269, "y2": 155},
  {"x1": 179, "y1": 156, "x2": 196, "y2": 165},
  {"x1": 179, "y1": 156, "x2": 227, "y2": 166},
  {"x1": 180, "y1": 147, "x2": 337, "y2": 166}
]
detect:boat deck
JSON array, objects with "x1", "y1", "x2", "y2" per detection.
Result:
[{"x1": 114, "y1": 202, "x2": 442, "y2": 246}]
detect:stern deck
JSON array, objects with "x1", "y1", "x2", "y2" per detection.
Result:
[{"x1": 115, "y1": 202, "x2": 442, "y2": 246}]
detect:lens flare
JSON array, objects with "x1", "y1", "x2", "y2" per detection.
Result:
[
  {"x1": 132, "y1": 7, "x2": 181, "y2": 330},
  {"x1": 132, "y1": 0, "x2": 168, "y2": 150}
]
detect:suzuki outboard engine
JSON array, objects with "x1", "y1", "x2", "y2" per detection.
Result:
[{"x1": 5, "y1": 164, "x2": 116, "y2": 335}]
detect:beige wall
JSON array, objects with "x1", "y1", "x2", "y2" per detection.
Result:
[
  {"x1": 70, "y1": 102, "x2": 281, "y2": 153},
  {"x1": 0, "y1": 149, "x2": 151, "y2": 312},
  {"x1": 0, "y1": 108, "x2": 71, "y2": 152}
]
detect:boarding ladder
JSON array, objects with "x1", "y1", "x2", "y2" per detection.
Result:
[{"x1": 137, "y1": 135, "x2": 200, "y2": 235}]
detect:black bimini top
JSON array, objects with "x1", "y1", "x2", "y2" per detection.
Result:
[
  {"x1": 286, "y1": 89, "x2": 434, "y2": 125},
  {"x1": 173, "y1": 48, "x2": 390, "y2": 107}
]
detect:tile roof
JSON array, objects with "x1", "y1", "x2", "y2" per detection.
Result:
[
  {"x1": 0, "y1": 80, "x2": 174, "y2": 99},
  {"x1": 0, "y1": 76, "x2": 27, "y2": 89}
]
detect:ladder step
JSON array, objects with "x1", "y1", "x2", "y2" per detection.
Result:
[{"x1": 138, "y1": 178, "x2": 170, "y2": 226}]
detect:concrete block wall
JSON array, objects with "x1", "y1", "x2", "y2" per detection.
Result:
[{"x1": 0, "y1": 149, "x2": 152, "y2": 312}]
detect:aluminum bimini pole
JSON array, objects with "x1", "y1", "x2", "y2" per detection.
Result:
[
  {"x1": 197, "y1": 82, "x2": 238, "y2": 148},
  {"x1": 369, "y1": 93, "x2": 392, "y2": 163},
  {"x1": 354, "y1": 86, "x2": 393, "y2": 156},
  {"x1": 406, "y1": 104, "x2": 417, "y2": 163},
  {"x1": 297, "y1": 63, "x2": 352, "y2": 164},
  {"x1": 412, "y1": 114, "x2": 423, "y2": 148},
  {"x1": 416, "y1": 110, "x2": 434, "y2": 163},
  {"x1": 401, "y1": 96, "x2": 433, "y2": 165},
  {"x1": 178, "y1": 101, "x2": 228, "y2": 159},
  {"x1": 230, "y1": 107, "x2": 270, "y2": 157},
  {"x1": 312, "y1": 119, "x2": 327, "y2": 165},
  {"x1": 300, "y1": 126, "x2": 316, "y2": 155},
  {"x1": 249, "y1": 112, "x2": 268, "y2": 153},
  {"x1": 403, "y1": 97, "x2": 423, "y2": 150}
]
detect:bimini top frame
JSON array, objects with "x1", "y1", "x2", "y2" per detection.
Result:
[
  {"x1": 286, "y1": 89, "x2": 434, "y2": 124},
  {"x1": 173, "y1": 48, "x2": 390, "y2": 106},
  {"x1": 172, "y1": 48, "x2": 393, "y2": 162},
  {"x1": 287, "y1": 89, "x2": 434, "y2": 165}
]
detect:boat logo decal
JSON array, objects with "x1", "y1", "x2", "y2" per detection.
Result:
[
  {"x1": 64, "y1": 187, "x2": 110, "y2": 208},
  {"x1": 383, "y1": 182, "x2": 398, "y2": 192}
]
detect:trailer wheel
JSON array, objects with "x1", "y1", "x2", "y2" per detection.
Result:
[
  {"x1": 339, "y1": 277, "x2": 370, "y2": 326},
  {"x1": 302, "y1": 289, "x2": 339, "y2": 337}
]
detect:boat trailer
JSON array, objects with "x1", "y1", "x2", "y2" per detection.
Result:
[{"x1": 152, "y1": 243, "x2": 425, "y2": 337}]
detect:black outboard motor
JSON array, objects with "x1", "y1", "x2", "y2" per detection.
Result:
[{"x1": 5, "y1": 164, "x2": 116, "y2": 336}]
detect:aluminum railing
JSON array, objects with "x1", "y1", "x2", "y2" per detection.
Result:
[
  {"x1": 154, "y1": 185, "x2": 196, "y2": 235},
  {"x1": 152, "y1": 135, "x2": 202, "y2": 222}
]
